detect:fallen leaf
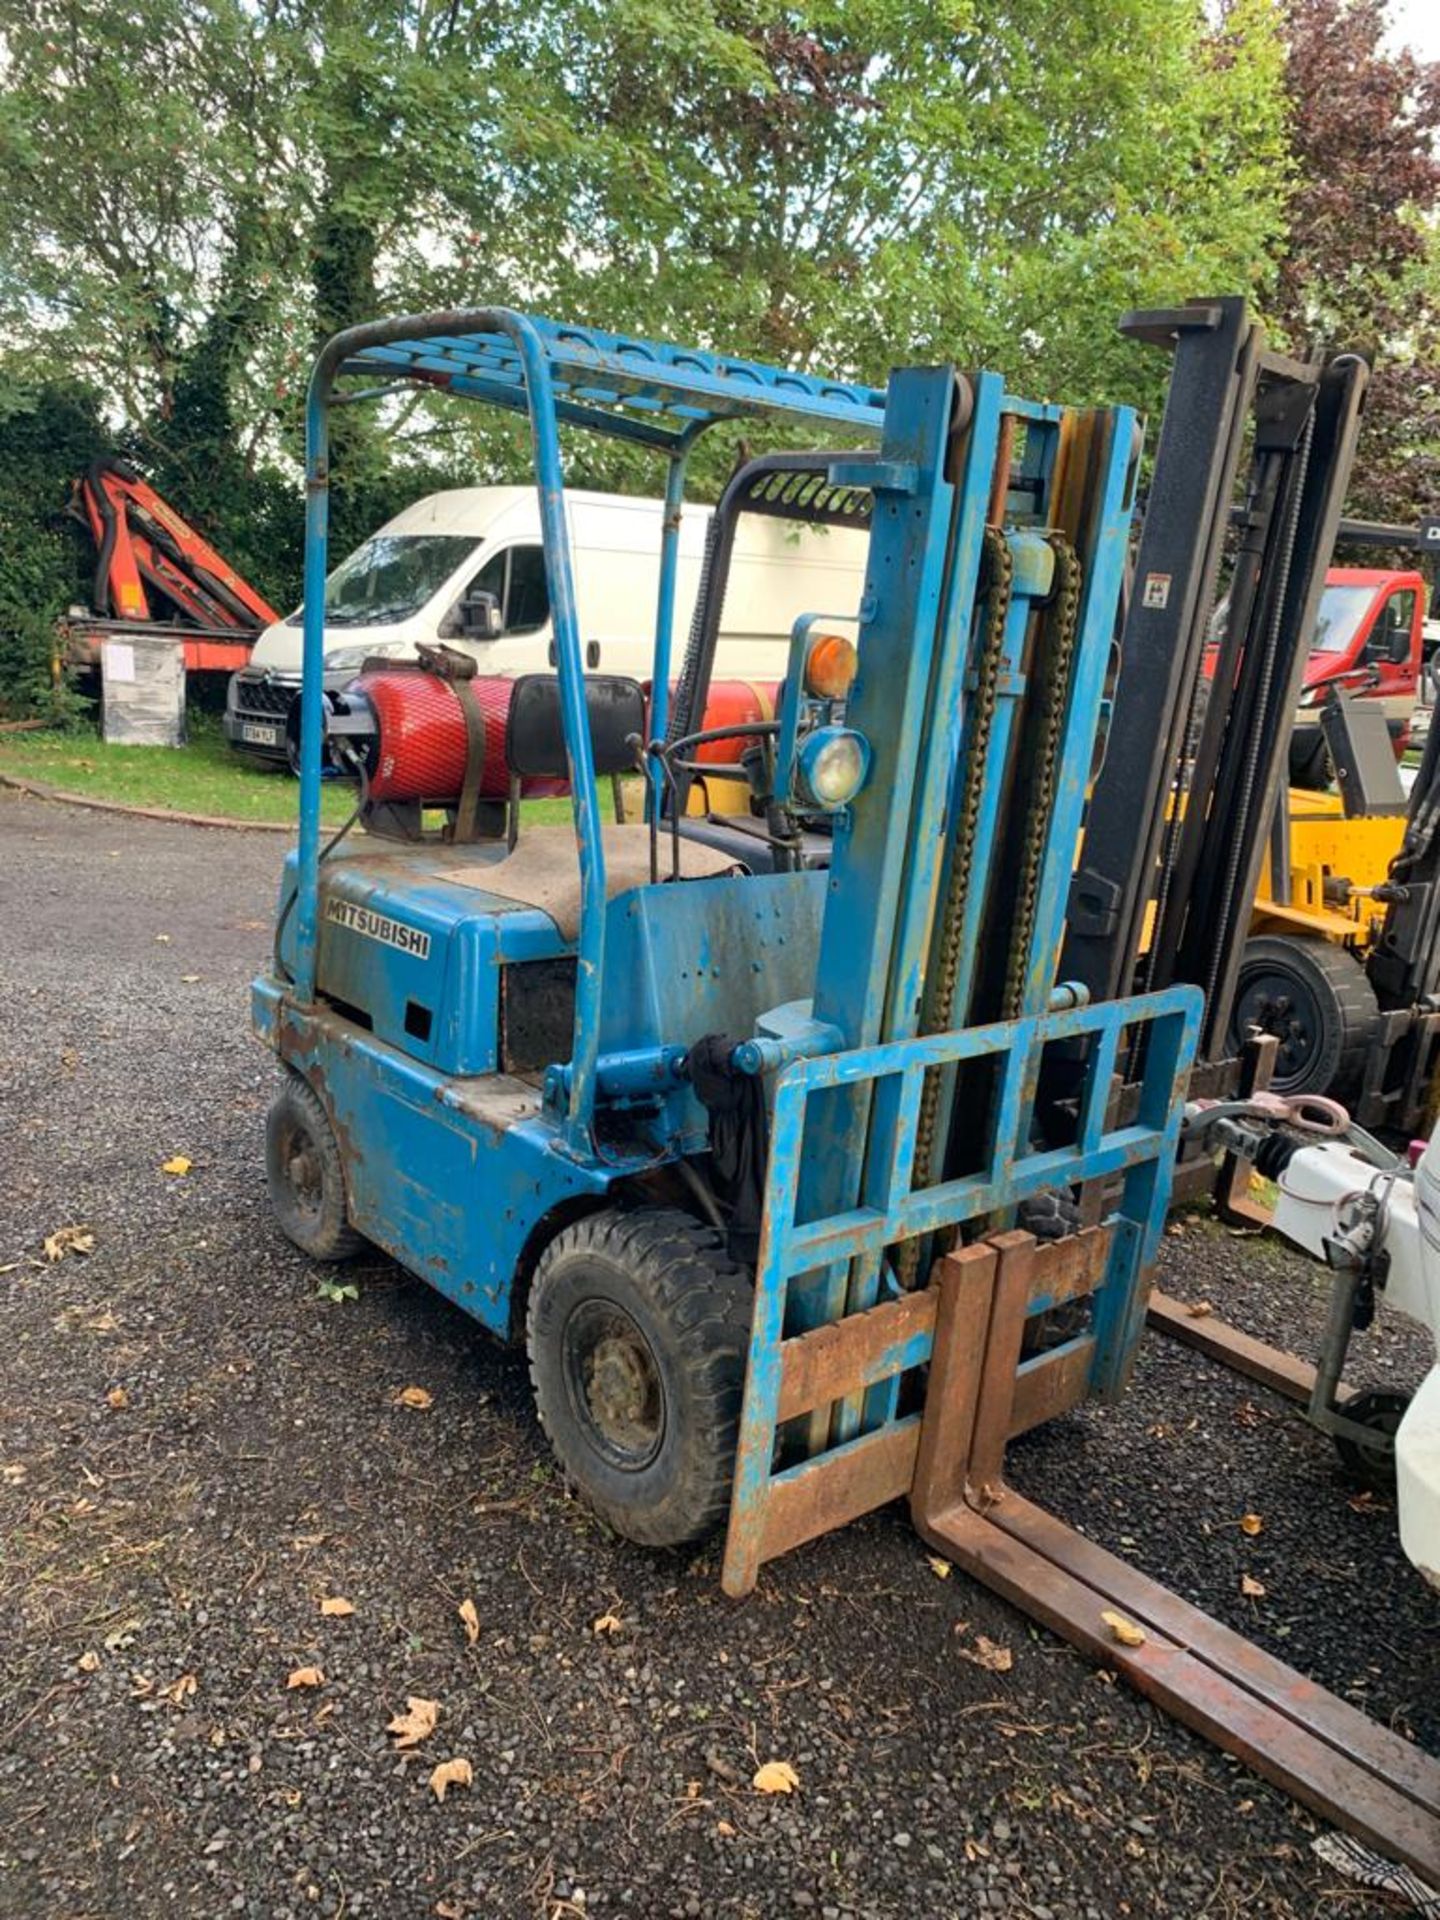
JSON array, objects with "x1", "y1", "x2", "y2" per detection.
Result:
[
  {"x1": 1241, "y1": 1574, "x2": 1266, "y2": 1598},
  {"x1": 428, "y1": 1756, "x2": 473, "y2": 1803},
  {"x1": 396, "y1": 1385, "x2": 433, "y2": 1410},
  {"x1": 752, "y1": 1759, "x2": 800, "y2": 1795},
  {"x1": 1185, "y1": 1299, "x2": 1213, "y2": 1318},
  {"x1": 388, "y1": 1696, "x2": 440, "y2": 1748},
  {"x1": 286, "y1": 1666, "x2": 325, "y2": 1690},
  {"x1": 436, "y1": 1903, "x2": 466, "y2": 1919},
  {"x1": 716, "y1": 1819, "x2": 736, "y2": 1837},
  {"x1": 77, "y1": 1650, "x2": 101, "y2": 1673},
  {"x1": 319, "y1": 1597, "x2": 354, "y2": 1618},
  {"x1": 926, "y1": 1555, "x2": 952, "y2": 1579},
  {"x1": 458, "y1": 1599, "x2": 480, "y2": 1645},
  {"x1": 163, "y1": 1673, "x2": 198, "y2": 1707},
  {"x1": 52, "y1": 1307, "x2": 117, "y2": 1335},
  {"x1": 161, "y1": 1156, "x2": 192, "y2": 1177},
  {"x1": 1101, "y1": 1610, "x2": 1147, "y2": 1648},
  {"x1": 44, "y1": 1225, "x2": 94, "y2": 1262},
  {"x1": 1239, "y1": 1512, "x2": 1264, "y2": 1537},
  {"x1": 957, "y1": 1633, "x2": 1013, "y2": 1672},
  {"x1": 592, "y1": 1611, "x2": 622, "y2": 1637},
  {"x1": 106, "y1": 1386, "x2": 128, "y2": 1409}
]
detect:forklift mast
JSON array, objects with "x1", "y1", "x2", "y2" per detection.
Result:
[{"x1": 1060, "y1": 298, "x2": 1367, "y2": 1071}]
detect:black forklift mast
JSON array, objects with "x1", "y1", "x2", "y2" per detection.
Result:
[
  {"x1": 1353, "y1": 700, "x2": 1440, "y2": 1128},
  {"x1": 1060, "y1": 297, "x2": 1368, "y2": 1073}
]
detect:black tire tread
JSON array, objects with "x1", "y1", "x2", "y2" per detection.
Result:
[
  {"x1": 526, "y1": 1206, "x2": 753, "y2": 1548},
  {"x1": 265, "y1": 1073, "x2": 365, "y2": 1262},
  {"x1": 1231, "y1": 933, "x2": 1381, "y2": 1100}
]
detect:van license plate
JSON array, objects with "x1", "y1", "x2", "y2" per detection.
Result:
[{"x1": 241, "y1": 723, "x2": 280, "y2": 747}]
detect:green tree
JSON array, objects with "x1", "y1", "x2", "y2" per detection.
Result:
[
  {"x1": 1273, "y1": 0, "x2": 1440, "y2": 522},
  {"x1": 0, "y1": 0, "x2": 1297, "y2": 707},
  {"x1": 0, "y1": 379, "x2": 108, "y2": 714}
]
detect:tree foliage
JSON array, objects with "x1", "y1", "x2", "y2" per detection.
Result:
[
  {"x1": 0, "y1": 0, "x2": 1431, "y2": 713},
  {"x1": 1273, "y1": 0, "x2": 1440, "y2": 522}
]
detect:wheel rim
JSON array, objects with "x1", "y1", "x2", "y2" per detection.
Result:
[
  {"x1": 281, "y1": 1120, "x2": 324, "y2": 1226},
  {"x1": 562, "y1": 1299, "x2": 665, "y2": 1471},
  {"x1": 1232, "y1": 964, "x2": 1328, "y2": 1091}
]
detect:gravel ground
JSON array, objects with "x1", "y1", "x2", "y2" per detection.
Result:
[{"x1": 1, "y1": 784, "x2": 1436, "y2": 1920}]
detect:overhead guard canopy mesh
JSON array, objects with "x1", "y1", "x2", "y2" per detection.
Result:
[{"x1": 336, "y1": 314, "x2": 889, "y2": 454}]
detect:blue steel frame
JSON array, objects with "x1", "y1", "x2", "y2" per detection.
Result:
[
  {"x1": 267, "y1": 306, "x2": 1202, "y2": 1592},
  {"x1": 721, "y1": 983, "x2": 1203, "y2": 1597},
  {"x1": 291, "y1": 310, "x2": 887, "y2": 1155}
]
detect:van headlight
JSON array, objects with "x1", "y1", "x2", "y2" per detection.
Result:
[
  {"x1": 325, "y1": 641, "x2": 412, "y2": 674},
  {"x1": 795, "y1": 726, "x2": 870, "y2": 810}
]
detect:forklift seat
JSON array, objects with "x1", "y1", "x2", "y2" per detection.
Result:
[
  {"x1": 505, "y1": 672, "x2": 645, "y2": 784},
  {"x1": 441, "y1": 825, "x2": 743, "y2": 942}
]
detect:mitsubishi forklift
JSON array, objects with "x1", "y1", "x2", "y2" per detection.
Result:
[{"x1": 254, "y1": 308, "x2": 1440, "y2": 1877}]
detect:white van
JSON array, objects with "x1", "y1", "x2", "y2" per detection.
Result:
[{"x1": 224, "y1": 486, "x2": 868, "y2": 762}]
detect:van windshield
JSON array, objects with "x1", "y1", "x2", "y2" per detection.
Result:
[
  {"x1": 1309, "y1": 583, "x2": 1376, "y2": 654},
  {"x1": 285, "y1": 534, "x2": 477, "y2": 628},
  {"x1": 1204, "y1": 582, "x2": 1376, "y2": 657}
]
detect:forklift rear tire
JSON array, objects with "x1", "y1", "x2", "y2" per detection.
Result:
[
  {"x1": 527, "y1": 1207, "x2": 752, "y2": 1549},
  {"x1": 265, "y1": 1074, "x2": 365, "y2": 1262},
  {"x1": 1228, "y1": 934, "x2": 1381, "y2": 1100}
]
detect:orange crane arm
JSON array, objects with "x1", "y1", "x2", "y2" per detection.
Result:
[{"x1": 77, "y1": 457, "x2": 280, "y2": 631}]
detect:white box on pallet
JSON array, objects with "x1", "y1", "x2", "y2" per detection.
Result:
[{"x1": 100, "y1": 633, "x2": 186, "y2": 747}]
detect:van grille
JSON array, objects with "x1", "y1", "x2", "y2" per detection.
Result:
[{"x1": 237, "y1": 678, "x2": 294, "y2": 718}]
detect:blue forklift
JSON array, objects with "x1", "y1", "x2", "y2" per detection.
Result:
[
  {"x1": 257, "y1": 304, "x2": 1193, "y2": 1571},
  {"x1": 253, "y1": 310, "x2": 1440, "y2": 1878}
]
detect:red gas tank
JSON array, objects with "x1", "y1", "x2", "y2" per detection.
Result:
[
  {"x1": 679, "y1": 678, "x2": 782, "y2": 764},
  {"x1": 354, "y1": 671, "x2": 563, "y2": 804}
]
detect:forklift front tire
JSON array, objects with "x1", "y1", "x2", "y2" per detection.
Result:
[
  {"x1": 527, "y1": 1207, "x2": 752, "y2": 1549},
  {"x1": 265, "y1": 1074, "x2": 365, "y2": 1262}
]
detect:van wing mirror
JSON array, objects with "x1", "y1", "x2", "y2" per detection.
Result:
[
  {"x1": 458, "y1": 587, "x2": 503, "y2": 639},
  {"x1": 505, "y1": 673, "x2": 645, "y2": 779}
]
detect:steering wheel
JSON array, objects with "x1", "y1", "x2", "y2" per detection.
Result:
[
  {"x1": 650, "y1": 720, "x2": 806, "y2": 869},
  {"x1": 662, "y1": 719, "x2": 784, "y2": 784}
]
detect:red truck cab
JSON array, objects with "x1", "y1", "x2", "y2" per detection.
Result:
[
  {"x1": 1290, "y1": 568, "x2": 1426, "y2": 783},
  {"x1": 1204, "y1": 567, "x2": 1427, "y2": 786}
]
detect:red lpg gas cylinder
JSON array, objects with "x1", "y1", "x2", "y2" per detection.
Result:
[
  {"x1": 686, "y1": 679, "x2": 782, "y2": 763},
  {"x1": 355, "y1": 671, "x2": 562, "y2": 803}
]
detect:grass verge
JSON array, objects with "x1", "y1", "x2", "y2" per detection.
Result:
[{"x1": 0, "y1": 716, "x2": 578, "y2": 828}]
